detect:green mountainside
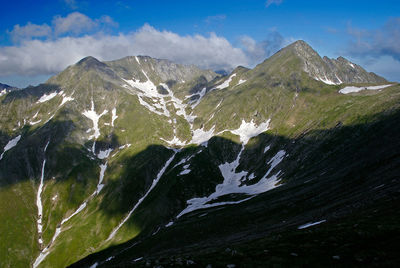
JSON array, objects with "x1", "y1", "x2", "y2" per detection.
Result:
[{"x1": 0, "y1": 40, "x2": 399, "y2": 268}]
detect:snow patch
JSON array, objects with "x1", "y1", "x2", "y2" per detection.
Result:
[
  {"x1": 298, "y1": 220, "x2": 326, "y2": 229},
  {"x1": 61, "y1": 203, "x2": 87, "y2": 226},
  {"x1": 0, "y1": 89, "x2": 8, "y2": 97},
  {"x1": 111, "y1": 108, "x2": 118, "y2": 126},
  {"x1": 264, "y1": 145, "x2": 271, "y2": 153},
  {"x1": 0, "y1": 135, "x2": 21, "y2": 160},
  {"x1": 191, "y1": 125, "x2": 215, "y2": 146},
  {"x1": 83, "y1": 99, "x2": 108, "y2": 141},
  {"x1": 124, "y1": 76, "x2": 192, "y2": 118},
  {"x1": 160, "y1": 135, "x2": 187, "y2": 146},
  {"x1": 123, "y1": 71, "x2": 158, "y2": 97},
  {"x1": 29, "y1": 119, "x2": 42, "y2": 126},
  {"x1": 97, "y1": 148, "x2": 113, "y2": 160},
  {"x1": 32, "y1": 111, "x2": 39, "y2": 119},
  {"x1": 95, "y1": 164, "x2": 107, "y2": 195},
  {"x1": 179, "y1": 164, "x2": 191, "y2": 175},
  {"x1": 89, "y1": 262, "x2": 98, "y2": 268},
  {"x1": 177, "y1": 148, "x2": 285, "y2": 218},
  {"x1": 165, "y1": 221, "x2": 174, "y2": 227},
  {"x1": 231, "y1": 119, "x2": 271, "y2": 145},
  {"x1": 60, "y1": 92, "x2": 74, "y2": 106},
  {"x1": 238, "y1": 79, "x2": 247, "y2": 85},
  {"x1": 186, "y1": 87, "x2": 207, "y2": 109},
  {"x1": 33, "y1": 251, "x2": 50, "y2": 268},
  {"x1": 314, "y1": 75, "x2": 339, "y2": 85},
  {"x1": 339, "y1": 84, "x2": 392, "y2": 94},
  {"x1": 37, "y1": 92, "x2": 58, "y2": 103},
  {"x1": 214, "y1": 73, "x2": 236, "y2": 90},
  {"x1": 36, "y1": 141, "x2": 50, "y2": 248}
]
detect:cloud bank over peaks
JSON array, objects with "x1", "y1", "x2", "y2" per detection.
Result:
[{"x1": 1, "y1": 15, "x2": 288, "y2": 77}]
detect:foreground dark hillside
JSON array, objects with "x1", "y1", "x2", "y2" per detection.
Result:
[{"x1": 73, "y1": 109, "x2": 400, "y2": 267}]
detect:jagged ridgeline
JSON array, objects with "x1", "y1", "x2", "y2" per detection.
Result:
[{"x1": 0, "y1": 40, "x2": 399, "y2": 267}]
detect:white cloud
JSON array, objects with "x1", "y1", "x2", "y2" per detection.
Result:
[
  {"x1": 0, "y1": 24, "x2": 251, "y2": 76},
  {"x1": 347, "y1": 18, "x2": 400, "y2": 61},
  {"x1": 7, "y1": 12, "x2": 117, "y2": 42},
  {"x1": 345, "y1": 18, "x2": 400, "y2": 81},
  {"x1": 266, "y1": 0, "x2": 283, "y2": 7},
  {"x1": 53, "y1": 12, "x2": 97, "y2": 36},
  {"x1": 8, "y1": 22, "x2": 52, "y2": 43},
  {"x1": 240, "y1": 31, "x2": 287, "y2": 63}
]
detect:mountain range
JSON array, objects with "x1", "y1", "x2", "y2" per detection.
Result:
[{"x1": 0, "y1": 40, "x2": 399, "y2": 267}]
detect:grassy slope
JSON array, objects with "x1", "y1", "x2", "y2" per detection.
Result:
[
  {"x1": 1, "y1": 52, "x2": 399, "y2": 267},
  {"x1": 73, "y1": 86, "x2": 400, "y2": 267}
]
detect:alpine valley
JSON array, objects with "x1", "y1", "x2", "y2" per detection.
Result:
[{"x1": 1, "y1": 40, "x2": 399, "y2": 267}]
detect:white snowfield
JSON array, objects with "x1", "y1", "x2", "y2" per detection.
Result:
[
  {"x1": 298, "y1": 220, "x2": 326, "y2": 229},
  {"x1": 214, "y1": 73, "x2": 236, "y2": 90},
  {"x1": 179, "y1": 164, "x2": 191, "y2": 175},
  {"x1": 191, "y1": 125, "x2": 216, "y2": 146},
  {"x1": 230, "y1": 119, "x2": 271, "y2": 144},
  {"x1": 124, "y1": 68, "x2": 267, "y2": 150},
  {"x1": 339, "y1": 84, "x2": 392, "y2": 94},
  {"x1": 123, "y1": 70, "x2": 200, "y2": 132},
  {"x1": 314, "y1": 75, "x2": 340, "y2": 85},
  {"x1": 0, "y1": 89, "x2": 7, "y2": 97},
  {"x1": 190, "y1": 119, "x2": 271, "y2": 147},
  {"x1": 95, "y1": 164, "x2": 107, "y2": 195},
  {"x1": 59, "y1": 91, "x2": 74, "y2": 106},
  {"x1": 83, "y1": 100, "x2": 108, "y2": 140},
  {"x1": 111, "y1": 108, "x2": 118, "y2": 126},
  {"x1": 238, "y1": 79, "x2": 247, "y2": 85},
  {"x1": 97, "y1": 148, "x2": 113, "y2": 160},
  {"x1": 177, "y1": 119, "x2": 285, "y2": 218},
  {"x1": 186, "y1": 87, "x2": 207, "y2": 109},
  {"x1": 160, "y1": 135, "x2": 187, "y2": 147},
  {"x1": 0, "y1": 135, "x2": 21, "y2": 160},
  {"x1": 32, "y1": 111, "x2": 39, "y2": 119},
  {"x1": 29, "y1": 119, "x2": 42, "y2": 126},
  {"x1": 264, "y1": 145, "x2": 271, "y2": 153},
  {"x1": 107, "y1": 151, "x2": 177, "y2": 241},
  {"x1": 37, "y1": 92, "x2": 58, "y2": 103},
  {"x1": 177, "y1": 148, "x2": 285, "y2": 218},
  {"x1": 35, "y1": 141, "x2": 50, "y2": 250},
  {"x1": 123, "y1": 70, "x2": 171, "y2": 117},
  {"x1": 165, "y1": 221, "x2": 174, "y2": 227}
]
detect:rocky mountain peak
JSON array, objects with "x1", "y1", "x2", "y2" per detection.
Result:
[{"x1": 283, "y1": 40, "x2": 386, "y2": 85}]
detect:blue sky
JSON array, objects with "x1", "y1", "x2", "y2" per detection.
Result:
[{"x1": 1, "y1": 0, "x2": 399, "y2": 87}]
